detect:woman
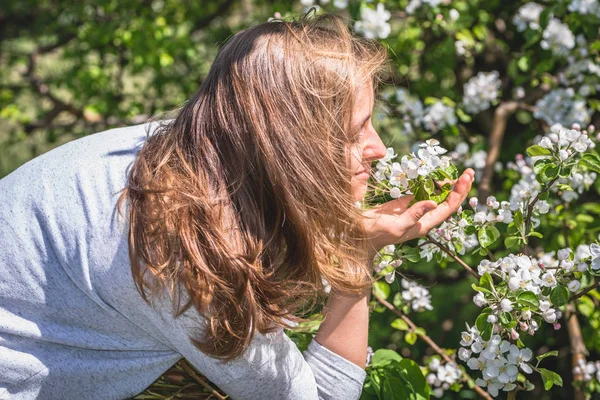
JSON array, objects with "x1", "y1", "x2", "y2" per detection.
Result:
[{"x1": 0, "y1": 13, "x2": 474, "y2": 400}]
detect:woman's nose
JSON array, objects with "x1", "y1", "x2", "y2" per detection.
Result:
[{"x1": 362, "y1": 131, "x2": 387, "y2": 162}]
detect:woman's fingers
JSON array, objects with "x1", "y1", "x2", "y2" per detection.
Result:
[
  {"x1": 402, "y1": 170, "x2": 474, "y2": 239},
  {"x1": 394, "y1": 200, "x2": 438, "y2": 233}
]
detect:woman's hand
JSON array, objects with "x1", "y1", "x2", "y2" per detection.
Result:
[{"x1": 362, "y1": 169, "x2": 475, "y2": 258}]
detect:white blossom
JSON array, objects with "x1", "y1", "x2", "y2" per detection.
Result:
[
  {"x1": 354, "y1": 4, "x2": 391, "y2": 39},
  {"x1": 541, "y1": 18, "x2": 576, "y2": 57},
  {"x1": 512, "y1": 3, "x2": 544, "y2": 32},
  {"x1": 462, "y1": 71, "x2": 502, "y2": 114}
]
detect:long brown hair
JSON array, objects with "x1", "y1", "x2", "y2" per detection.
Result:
[{"x1": 118, "y1": 12, "x2": 388, "y2": 359}]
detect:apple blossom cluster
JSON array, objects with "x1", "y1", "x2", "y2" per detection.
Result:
[
  {"x1": 405, "y1": 0, "x2": 443, "y2": 15},
  {"x1": 425, "y1": 357, "x2": 462, "y2": 398},
  {"x1": 568, "y1": 0, "x2": 600, "y2": 18},
  {"x1": 541, "y1": 18, "x2": 576, "y2": 57},
  {"x1": 422, "y1": 101, "x2": 458, "y2": 134},
  {"x1": 560, "y1": 35, "x2": 600, "y2": 86},
  {"x1": 373, "y1": 140, "x2": 455, "y2": 200},
  {"x1": 503, "y1": 125, "x2": 596, "y2": 206},
  {"x1": 391, "y1": 90, "x2": 458, "y2": 135},
  {"x1": 419, "y1": 217, "x2": 479, "y2": 261},
  {"x1": 398, "y1": 279, "x2": 434, "y2": 312},
  {"x1": 410, "y1": 123, "x2": 598, "y2": 268},
  {"x1": 455, "y1": 239, "x2": 600, "y2": 397},
  {"x1": 354, "y1": 3, "x2": 391, "y2": 40},
  {"x1": 462, "y1": 71, "x2": 502, "y2": 114},
  {"x1": 447, "y1": 142, "x2": 491, "y2": 182},
  {"x1": 459, "y1": 331, "x2": 534, "y2": 396},
  {"x1": 534, "y1": 88, "x2": 592, "y2": 127},
  {"x1": 512, "y1": 3, "x2": 543, "y2": 32},
  {"x1": 573, "y1": 358, "x2": 600, "y2": 383}
]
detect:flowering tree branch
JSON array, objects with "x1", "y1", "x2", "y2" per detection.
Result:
[
  {"x1": 569, "y1": 281, "x2": 600, "y2": 302},
  {"x1": 426, "y1": 234, "x2": 481, "y2": 279},
  {"x1": 375, "y1": 294, "x2": 493, "y2": 400}
]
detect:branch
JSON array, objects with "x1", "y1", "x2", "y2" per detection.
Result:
[
  {"x1": 569, "y1": 281, "x2": 600, "y2": 303},
  {"x1": 564, "y1": 305, "x2": 587, "y2": 400},
  {"x1": 478, "y1": 101, "x2": 520, "y2": 202},
  {"x1": 375, "y1": 295, "x2": 493, "y2": 400},
  {"x1": 24, "y1": 52, "x2": 84, "y2": 132},
  {"x1": 426, "y1": 234, "x2": 481, "y2": 280},
  {"x1": 524, "y1": 176, "x2": 560, "y2": 237},
  {"x1": 190, "y1": 0, "x2": 237, "y2": 34},
  {"x1": 179, "y1": 360, "x2": 227, "y2": 400}
]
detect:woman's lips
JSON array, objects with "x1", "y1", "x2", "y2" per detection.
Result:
[{"x1": 354, "y1": 170, "x2": 370, "y2": 180}]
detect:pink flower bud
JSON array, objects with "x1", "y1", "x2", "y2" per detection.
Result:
[
  {"x1": 588, "y1": 124, "x2": 595, "y2": 133},
  {"x1": 510, "y1": 328, "x2": 520, "y2": 340},
  {"x1": 553, "y1": 323, "x2": 561, "y2": 330},
  {"x1": 519, "y1": 322, "x2": 528, "y2": 331},
  {"x1": 538, "y1": 262, "x2": 545, "y2": 269}
]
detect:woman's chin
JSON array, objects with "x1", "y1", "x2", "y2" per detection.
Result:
[{"x1": 351, "y1": 183, "x2": 368, "y2": 202}]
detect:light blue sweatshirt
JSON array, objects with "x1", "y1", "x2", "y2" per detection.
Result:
[{"x1": 0, "y1": 122, "x2": 366, "y2": 399}]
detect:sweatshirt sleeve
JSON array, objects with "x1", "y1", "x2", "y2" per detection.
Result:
[{"x1": 144, "y1": 294, "x2": 366, "y2": 400}]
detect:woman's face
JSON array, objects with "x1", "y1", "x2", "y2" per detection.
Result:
[{"x1": 347, "y1": 83, "x2": 387, "y2": 201}]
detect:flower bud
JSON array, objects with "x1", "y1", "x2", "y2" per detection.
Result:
[
  {"x1": 557, "y1": 248, "x2": 570, "y2": 261},
  {"x1": 487, "y1": 314, "x2": 498, "y2": 324},
  {"x1": 559, "y1": 149, "x2": 569, "y2": 160},
  {"x1": 539, "y1": 137, "x2": 553, "y2": 149},
  {"x1": 568, "y1": 280, "x2": 581, "y2": 292},
  {"x1": 519, "y1": 322, "x2": 528, "y2": 331},
  {"x1": 501, "y1": 298, "x2": 513, "y2": 312},
  {"x1": 553, "y1": 323, "x2": 561, "y2": 330},
  {"x1": 510, "y1": 328, "x2": 520, "y2": 340},
  {"x1": 469, "y1": 197, "x2": 478, "y2": 208}
]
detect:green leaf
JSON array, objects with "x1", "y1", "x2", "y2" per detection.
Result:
[
  {"x1": 504, "y1": 236, "x2": 521, "y2": 249},
  {"x1": 475, "y1": 312, "x2": 493, "y2": 340},
  {"x1": 403, "y1": 247, "x2": 421, "y2": 263},
  {"x1": 413, "y1": 183, "x2": 428, "y2": 202},
  {"x1": 405, "y1": 332, "x2": 418, "y2": 345},
  {"x1": 533, "y1": 158, "x2": 552, "y2": 175},
  {"x1": 540, "y1": 164, "x2": 560, "y2": 183},
  {"x1": 536, "y1": 350, "x2": 559, "y2": 363},
  {"x1": 397, "y1": 359, "x2": 431, "y2": 399},
  {"x1": 539, "y1": 368, "x2": 563, "y2": 390},
  {"x1": 518, "y1": 291, "x2": 540, "y2": 309},
  {"x1": 517, "y1": 56, "x2": 530, "y2": 72},
  {"x1": 371, "y1": 349, "x2": 403, "y2": 366},
  {"x1": 472, "y1": 283, "x2": 492, "y2": 295},
  {"x1": 479, "y1": 273, "x2": 495, "y2": 292},
  {"x1": 478, "y1": 225, "x2": 500, "y2": 248},
  {"x1": 424, "y1": 178, "x2": 435, "y2": 195},
  {"x1": 528, "y1": 231, "x2": 543, "y2": 239},
  {"x1": 391, "y1": 318, "x2": 410, "y2": 331},
  {"x1": 550, "y1": 285, "x2": 569, "y2": 307},
  {"x1": 499, "y1": 312, "x2": 513, "y2": 326},
  {"x1": 579, "y1": 153, "x2": 600, "y2": 173},
  {"x1": 456, "y1": 108, "x2": 472, "y2": 122},
  {"x1": 374, "y1": 281, "x2": 391, "y2": 300},
  {"x1": 526, "y1": 145, "x2": 551, "y2": 157}
]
